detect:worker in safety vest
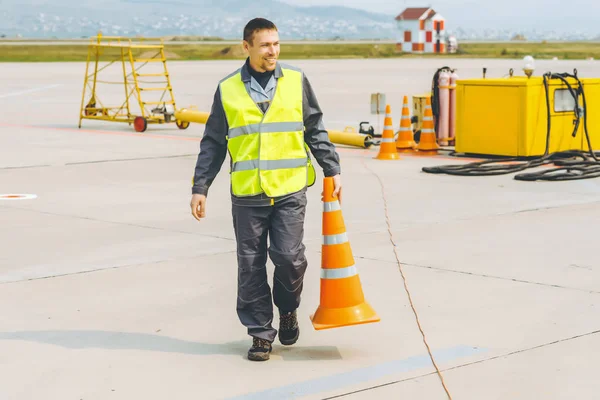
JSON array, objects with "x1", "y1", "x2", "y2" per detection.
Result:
[{"x1": 190, "y1": 18, "x2": 342, "y2": 361}]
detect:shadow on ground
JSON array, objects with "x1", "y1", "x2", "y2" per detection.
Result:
[{"x1": 0, "y1": 330, "x2": 342, "y2": 361}]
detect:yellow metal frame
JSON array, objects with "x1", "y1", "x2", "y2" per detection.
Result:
[
  {"x1": 411, "y1": 94, "x2": 430, "y2": 133},
  {"x1": 78, "y1": 32, "x2": 184, "y2": 132}
]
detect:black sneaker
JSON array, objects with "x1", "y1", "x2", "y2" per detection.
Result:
[
  {"x1": 278, "y1": 310, "x2": 300, "y2": 345},
  {"x1": 248, "y1": 337, "x2": 272, "y2": 361}
]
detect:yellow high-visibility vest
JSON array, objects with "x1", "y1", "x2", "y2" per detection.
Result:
[{"x1": 220, "y1": 66, "x2": 316, "y2": 198}]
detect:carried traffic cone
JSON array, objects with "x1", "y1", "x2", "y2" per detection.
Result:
[
  {"x1": 310, "y1": 177, "x2": 380, "y2": 330},
  {"x1": 395, "y1": 95, "x2": 417, "y2": 153},
  {"x1": 375, "y1": 104, "x2": 400, "y2": 160},
  {"x1": 415, "y1": 97, "x2": 440, "y2": 155}
]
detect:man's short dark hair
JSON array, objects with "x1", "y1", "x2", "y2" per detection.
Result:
[{"x1": 243, "y1": 18, "x2": 278, "y2": 45}]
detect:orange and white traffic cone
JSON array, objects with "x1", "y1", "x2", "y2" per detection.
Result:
[
  {"x1": 310, "y1": 177, "x2": 380, "y2": 330},
  {"x1": 415, "y1": 97, "x2": 440, "y2": 155},
  {"x1": 395, "y1": 95, "x2": 417, "y2": 153},
  {"x1": 375, "y1": 104, "x2": 400, "y2": 160}
]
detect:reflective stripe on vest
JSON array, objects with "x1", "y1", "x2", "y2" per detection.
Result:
[
  {"x1": 220, "y1": 66, "x2": 316, "y2": 198},
  {"x1": 228, "y1": 121, "x2": 304, "y2": 139},
  {"x1": 232, "y1": 157, "x2": 308, "y2": 172}
]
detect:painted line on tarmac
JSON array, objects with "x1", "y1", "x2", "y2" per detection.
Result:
[
  {"x1": 225, "y1": 345, "x2": 484, "y2": 400},
  {"x1": 0, "y1": 84, "x2": 62, "y2": 99}
]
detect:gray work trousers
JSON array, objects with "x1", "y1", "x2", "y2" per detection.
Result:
[{"x1": 232, "y1": 191, "x2": 308, "y2": 342}]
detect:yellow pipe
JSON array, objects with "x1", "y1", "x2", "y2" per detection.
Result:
[
  {"x1": 172, "y1": 111, "x2": 371, "y2": 149},
  {"x1": 174, "y1": 108, "x2": 209, "y2": 124},
  {"x1": 327, "y1": 130, "x2": 373, "y2": 148}
]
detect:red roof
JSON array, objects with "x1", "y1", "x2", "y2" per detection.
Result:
[
  {"x1": 424, "y1": 9, "x2": 437, "y2": 20},
  {"x1": 395, "y1": 7, "x2": 434, "y2": 21}
]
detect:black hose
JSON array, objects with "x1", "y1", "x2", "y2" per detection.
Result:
[
  {"x1": 514, "y1": 71, "x2": 600, "y2": 180},
  {"x1": 575, "y1": 73, "x2": 598, "y2": 162},
  {"x1": 431, "y1": 66, "x2": 451, "y2": 135}
]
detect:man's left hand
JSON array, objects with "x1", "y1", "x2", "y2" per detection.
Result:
[{"x1": 332, "y1": 174, "x2": 342, "y2": 204}]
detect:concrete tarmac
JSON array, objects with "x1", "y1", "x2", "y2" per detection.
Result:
[{"x1": 1, "y1": 57, "x2": 599, "y2": 400}]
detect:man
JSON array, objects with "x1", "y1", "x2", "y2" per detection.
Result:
[{"x1": 190, "y1": 17, "x2": 342, "y2": 362}]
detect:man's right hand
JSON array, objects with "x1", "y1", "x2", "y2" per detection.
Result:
[{"x1": 190, "y1": 194, "x2": 207, "y2": 221}]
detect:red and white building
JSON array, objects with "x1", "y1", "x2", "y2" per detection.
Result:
[{"x1": 395, "y1": 7, "x2": 447, "y2": 53}]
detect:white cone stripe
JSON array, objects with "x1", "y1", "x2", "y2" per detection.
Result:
[
  {"x1": 422, "y1": 128, "x2": 435, "y2": 133},
  {"x1": 323, "y1": 232, "x2": 348, "y2": 245},
  {"x1": 398, "y1": 127, "x2": 412, "y2": 132},
  {"x1": 323, "y1": 200, "x2": 341, "y2": 212},
  {"x1": 381, "y1": 138, "x2": 395, "y2": 143},
  {"x1": 320, "y1": 265, "x2": 358, "y2": 279},
  {"x1": 384, "y1": 125, "x2": 394, "y2": 130},
  {"x1": 423, "y1": 116, "x2": 433, "y2": 121}
]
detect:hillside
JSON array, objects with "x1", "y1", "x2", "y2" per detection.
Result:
[{"x1": 1, "y1": 0, "x2": 396, "y2": 39}]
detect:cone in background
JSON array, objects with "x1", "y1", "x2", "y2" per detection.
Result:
[
  {"x1": 310, "y1": 177, "x2": 380, "y2": 330},
  {"x1": 415, "y1": 97, "x2": 440, "y2": 155},
  {"x1": 395, "y1": 95, "x2": 417, "y2": 153},
  {"x1": 375, "y1": 104, "x2": 400, "y2": 160}
]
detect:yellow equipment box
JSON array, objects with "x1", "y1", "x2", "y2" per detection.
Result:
[{"x1": 455, "y1": 75, "x2": 600, "y2": 157}]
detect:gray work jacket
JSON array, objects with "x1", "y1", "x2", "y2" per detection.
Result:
[{"x1": 191, "y1": 59, "x2": 341, "y2": 207}]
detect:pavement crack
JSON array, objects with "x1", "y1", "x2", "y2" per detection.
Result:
[
  {"x1": 320, "y1": 371, "x2": 440, "y2": 399},
  {"x1": 403, "y1": 261, "x2": 600, "y2": 295},
  {"x1": 0, "y1": 164, "x2": 52, "y2": 170},
  {"x1": 0, "y1": 155, "x2": 196, "y2": 170},
  {"x1": 570, "y1": 263, "x2": 594, "y2": 271},
  {"x1": 2, "y1": 205, "x2": 234, "y2": 241},
  {"x1": 508, "y1": 201, "x2": 600, "y2": 215},
  {"x1": 64, "y1": 153, "x2": 196, "y2": 165},
  {"x1": 354, "y1": 256, "x2": 600, "y2": 295},
  {"x1": 0, "y1": 250, "x2": 236, "y2": 285}
]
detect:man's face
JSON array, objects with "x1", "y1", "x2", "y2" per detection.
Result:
[{"x1": 244, "y1": 29, "x2": 280, "y2": 72}]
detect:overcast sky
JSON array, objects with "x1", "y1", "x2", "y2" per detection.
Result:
[{"x1": 279, "y1": 0, "x2": 598, "y2": 32}]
